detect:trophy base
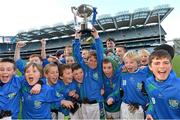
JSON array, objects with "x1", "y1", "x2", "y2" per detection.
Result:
[{"x1": 79, "y1": 29, "x2": 92, "y2": 34}]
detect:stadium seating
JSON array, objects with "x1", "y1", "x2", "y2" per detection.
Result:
[{"x1": 0, "y1": 5, "x2": 173, "y2": 59}]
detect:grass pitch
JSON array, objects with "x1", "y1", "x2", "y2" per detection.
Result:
[{"x1": 173, "y1": 55, "x2": 180, "y2": 77}]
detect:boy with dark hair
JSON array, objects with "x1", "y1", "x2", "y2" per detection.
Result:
[
  {"x1": 115, "y1": 45, "x2": 127, "y2": 67},
  {"x1": 145, "y1": 50, "x2": 180, "y2": 119},
  {"x1": 59, "y1": 64, "x2": 79, "y2": 119},
  {"x1": 102, "y1": 57, "x2": 121, "y2": 119},
  {"x1": 106, "y1": 37, "x2": 115, "y2": 51},
  {"x1": 71, "y1": 63, "x2": 84, "y2": 119},
  {"x1": 154, "y1": 44, "x2": 174, "y2": 59}
]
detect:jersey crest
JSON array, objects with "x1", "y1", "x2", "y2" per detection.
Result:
[
  {"x1": 169, "y1": 99, "x2": 179, "y2": 109},
  {"x1": 8, "y1": 92, "x2": 16, "y2": 99},
  {"x1": 148, "y1": 83, "x2": 157, "y2": 91},
  {"x1": 93, "y1": 72, "x2": 98, "y2": 80},
  {"x1": 34, "y1": 100, "x2": 42, "y2": 109}
]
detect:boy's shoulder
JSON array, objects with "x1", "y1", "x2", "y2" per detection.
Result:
[
  {"x1": 9, "y1": 75, "x2": 23, "y2": 85},
  {"x1": 41, "y1": 84, "x2": 54, "y2": 91}
]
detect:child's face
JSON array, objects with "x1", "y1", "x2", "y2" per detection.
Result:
[
  {"x1": 87, "y1": 56, "x2": 97, "y2": 69},
  {"x1": 73, "y1": 68, "x2": 84, "y2": 83},
  {"x1": 149, "y1": 57, "x2": 172, "y2": 81},
  {"x1": 25, "y1": 65, "x2": 41, "y2": 86},
  {"x1": 45, "y1": 66, "x2": 59, "y2": 85},
  {"x1": 82, "y1": 50, "x2": 89, "y2": 58},
  {"x1": 65, "y1": 47, "x2": 72, "y2": 56},
  {"x1": 60, "y1": 68, "x2": 73, "y2": 84},
  {"x1": 140, "y1": 54, "x2": 149, "y2": 66},
  {"x1": 29, "y1": 56, "x2": 42, "y2": 65},
  {"x1": 106, "y1": 41, "x2": 115, "y2": 50},
  {"x1": 103, "y1": 62, "x2": 113, "y2": 78},
  {"x1": 65, "y1": 56, "x2": 75, "y2": 65},
  {"x1": 0, "y1": 62, "x2": 15, "y2": 83},
  {"x1": 124, "y1": 58, "x2": 138, "y2": 73},
  {"x1": 82, "y1": 50, "x2": 89, "y2": 62},
  {"x1": 116, "y1": 47, "x2": 125, "y2": 58}
]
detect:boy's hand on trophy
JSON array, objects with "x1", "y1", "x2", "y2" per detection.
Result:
[
  {"x1": 75, "y1": 30, "x2": 82, "y2": 39},
  {"x1": 91, "y1": 27, "x2": 99, "y2": 39}
]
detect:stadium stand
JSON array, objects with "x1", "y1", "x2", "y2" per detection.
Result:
[{"x1": 0, "y1": 5, "x2": 173, "y2": 59}]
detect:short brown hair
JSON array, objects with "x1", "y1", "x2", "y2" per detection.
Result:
[
  {"x1": 59, "y1": 64, "x2": 72, "y2": 77},
  {"x1": 71, "y1": 63, "x2": 82, "y2": 72},
  {"x1": 149, "y1": 50, "x2": 172, "y2": 66},
  {"x1": 87, "y1": 50, "x2": 97, "y2": 60},
  {"x1": 0, "y1": 58, "x2": 16, "y2": 70},
  {"x1": 29, "y1": 54, "x2": 43, "y2": 61},
  {"x1": 106, "y1": 37, "x2": 115, "y2": 43}
]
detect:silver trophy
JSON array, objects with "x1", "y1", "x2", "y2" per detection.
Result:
[{"x1": 71, "y1": 4, "x2": 97, "y2": 34}]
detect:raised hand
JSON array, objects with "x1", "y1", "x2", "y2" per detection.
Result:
[
  {"x1": 16, "y1": 41, "x2": 26, "y2": 48},
  {"x1": 146, "y1": 114, "x2": 154, "y2": 120},
  {"x1": 91, "y1": 27, "x2": 99, "y2": 39},
  {"x1": 75, "y1": 30, "x2": 82, "y2": 39},
  {"x1": 40, "y1": 39, "x2": 46, "y2": 47}
]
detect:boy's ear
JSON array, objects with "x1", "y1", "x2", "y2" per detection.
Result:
[
  {"x1": 44, "y1": 72, "x2": 47, "y2": 78},
  {"x1": 169, "y1": 64, "x2": 173, "y2": 70},
  {"x1": 59, "y1": 76, "x2": 63, "y2": 79},
  {"x1": 148, "y1": 65, "x2": 152, "y2": 71},
  {"x1": 14, "y1": 70, "x2": 17, "y2": 75}
]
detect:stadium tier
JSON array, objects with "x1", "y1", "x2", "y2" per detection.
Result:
[{"x1": 0, "y1": 5, "x2": 173, "y2": 59}]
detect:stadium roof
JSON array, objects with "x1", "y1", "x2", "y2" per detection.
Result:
[{"x1": 17, "y1": 4, "x2": 173, "y2": 41}]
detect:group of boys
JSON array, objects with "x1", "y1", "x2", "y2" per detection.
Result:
[{"x1": 0, "y1": 27, "x2": 180, "y2": 120}]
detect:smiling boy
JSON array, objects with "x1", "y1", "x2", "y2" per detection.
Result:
[{"x1": 145, "y1": 50, "x2": 180, "y2": 119}]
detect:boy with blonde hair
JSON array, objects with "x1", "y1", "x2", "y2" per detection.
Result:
[
  {"x1": 120, "y1": 50, "x2": 149, "y2": 119},
  {"x1": 138, "y1": 49, "x2": 150, "y2": 66}
]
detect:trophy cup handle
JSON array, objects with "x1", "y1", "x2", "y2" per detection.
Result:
[
  {"x1": 71, "y1": 7, "x2": 79, "y2": 30},
  {"x1": 91, "y1": 7, "x2": 97, "y2": 26}
]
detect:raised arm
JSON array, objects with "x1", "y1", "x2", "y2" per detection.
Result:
[
  {"x1": 91, "y1": 27, "x2": 104, "y2": 86},
  {"x1": 40, "y1": 39, "x2": 47, "y2": 59},
  {"x1": 72, "y1": 31, "x2": 87, "y2": 69},
  {"x1": 91, "y1": 27, "x2": 103, "y2": 65}
]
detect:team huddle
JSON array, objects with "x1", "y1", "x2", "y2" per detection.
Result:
[{"x1": 0, "y1": 27, "x2": 180, "y2": 120}]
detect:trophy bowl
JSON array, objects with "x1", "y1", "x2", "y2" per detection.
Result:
[{"x1": 77, "y1": 4, "x2": 93, "y2": 18}]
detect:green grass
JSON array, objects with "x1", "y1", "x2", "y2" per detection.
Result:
[{"x1": 173, "y1": 55, "x2": 180, "y2": 77}]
